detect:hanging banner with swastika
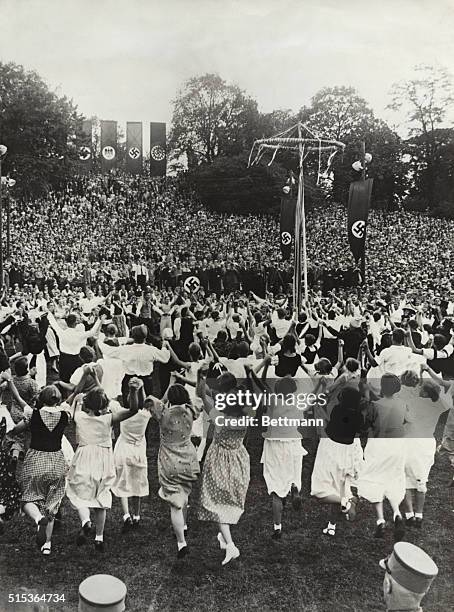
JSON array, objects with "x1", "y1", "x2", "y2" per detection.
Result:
[
  {"x1": 100, "y1": 120, "x2": 117, "y2": 172},
  {"x1": 347, "y1": 178, "x2": 373, "y2": 263},
  {"x1": 184, "y1": 276, "x2": 201, "y2": 293},
  {"x1": 77, "y1": 119, "x2": 92, "y2": 173},
  {"x1": 279, "y1": 190, "x2": 296, "y2": 261},
  {"x1": 126, "y1": 121, "x2": 143, "y2": 174},
  {"x1": 150, "y1": 122, "x2": 166, "y2": 177}
]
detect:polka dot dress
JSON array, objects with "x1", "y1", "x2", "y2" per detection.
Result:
[{"x1": 198, "y1": 415, "x2": 250, "y2": 525}]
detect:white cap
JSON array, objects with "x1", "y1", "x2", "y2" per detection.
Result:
[{"x1": 379, "y1": 542, "x2": 438, "y2": 594}]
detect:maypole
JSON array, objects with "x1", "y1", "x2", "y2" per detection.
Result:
[{"x1": 248, "y1": 123, "x2": 345, "y2": 315}]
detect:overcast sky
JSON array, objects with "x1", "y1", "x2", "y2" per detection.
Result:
[{"x1": 1, "y1": 0, "x2": 454, "y2": 141}]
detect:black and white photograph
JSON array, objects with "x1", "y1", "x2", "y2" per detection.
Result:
[{"x1": 0, "y1": 0, "x2": 453, "y2": 610}]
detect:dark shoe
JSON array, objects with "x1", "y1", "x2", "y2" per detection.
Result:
[
  {"x1": 177, "y1": 545, "x2": 188, "y2": 559},
  {"x1": 76, "y1": 521, "x2": 92, "y2": 546},
  {"x1": 271, "y1": 529, "x2": 282, "y2": 540},
  {"x1": 122, "y1": 517, "x2": 133, "y2": 533},
  {"x1": 36, "y1": 517, "x2": 49, "y2": 548},
  {"x1": 405, "y1": 516, "x2": 416, "y2": 527},
  {"x1": 414, "y1": 517, "x2": 423, "y2": 529},
  {"x1": 94, "y1": 540, "x2": 105, "y2": 553},
  {"x1": 394, "y1": 516, "x2": 405, "y2": 542},
  {"x1": 345, "y1": 497, "x2": 359, "y2": 522},
  {"x1": 290, "y1": 484, "x2": 302, "y2": 511},
  {"x1": 374, "y1": 522, "x2": 386, "y2": 538}
]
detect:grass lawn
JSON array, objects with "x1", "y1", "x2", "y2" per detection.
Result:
[{"x1": 1, "y1": 420, "x2": 453, "y2": 612}]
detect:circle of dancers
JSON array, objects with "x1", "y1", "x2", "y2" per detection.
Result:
[{"x1": 0, "y1": 287, "x2": 453, "y2": 569}]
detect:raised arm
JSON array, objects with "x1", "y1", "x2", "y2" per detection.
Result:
[{"x1": 112, "y1": 377, "x2": 142, "y2": 423}]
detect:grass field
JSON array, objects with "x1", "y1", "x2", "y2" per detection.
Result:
[{"x1": 1, "y1": 418, "x2": 453, "y2": 612}]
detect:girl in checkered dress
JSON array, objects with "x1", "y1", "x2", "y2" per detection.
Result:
[{"x1": 12, "y1": 385, "x2": 71, "y2": 556}]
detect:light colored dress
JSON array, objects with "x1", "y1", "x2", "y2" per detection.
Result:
[
  {"x1": 357, "y1": 397, "x2": 407, "y2": 505},
  {"x1": 112, "y1": 409, "x2": 151, "y2": 498},
  {"x1": 198, "y1": 410, "x2": 250, "y2": 525},
  {"x1": 261, "y1": 398, "x2": 308, "y2": 498},
  {"x1": 66, "y1": 411, "x2": 116, "y2": 509},
  {"x1": 152, "y1": 401, "x2": 202, "y2": 509}
]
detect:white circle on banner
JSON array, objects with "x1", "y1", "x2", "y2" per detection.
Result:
[
  {"x1": 129, "y1": 146, "x2": 140, "y2": 160},
  {"x1": 351, "y1": 220, "x2": 365, "y2": 239},
  {"x1": 151, "y1": 145, "x2": 165, "y2": 161},
  {"x1": 184, "y1": 276, "x2": 201, "y2": 293},
  {"x1": 79, "y1": 146, "x2": 91, "y2": 161},
  {"x1": 281, "y1": 231, "x2": 291, "y2": 246},
  {"x1": 102, "y1": 146, "x2": 116, "y2": 160}
]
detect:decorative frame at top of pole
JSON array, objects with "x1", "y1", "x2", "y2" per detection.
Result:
[{"x1": 248, "y1": 122, "x2": 345, "y2": 315}]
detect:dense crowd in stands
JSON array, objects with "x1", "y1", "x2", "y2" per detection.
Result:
[{"x1": 4, "y1": 173, "x2": 454, "y2": 308}]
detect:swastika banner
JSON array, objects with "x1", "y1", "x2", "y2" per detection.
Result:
[
  {"x1": 279, "y1": 193, "x2": 296, "y2": 261},
  {"x1": 347, "y1": 178, "x2": 373, "y2": 263},
  {"x1": 150, "y1": 122, "x2": 166, "y2": 177},
  {"x1": 78, "y1": 119, "x2": 92, "y2": 173},
  {"x1": 126, "y1": 122, "x2": 143, "y2": 174},
  {"x1": 100, "y1": 120, "x2": 117, "y2": 172}
]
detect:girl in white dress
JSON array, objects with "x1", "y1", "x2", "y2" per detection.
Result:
[
  {"x1": 66, "y1": 375, "x2": 140, "y2": 552},
  {"x1": 311, "y1": 386, "x2": 364, "y2": 537},
  {"x1": 357, "y1": 374, "x2": 408, "y2": 542},
  {"x1": 112, "y1": 382, "x2": 151, "y2": 531},
  {"x1": 260, "y1": 373, "x2": 307, "y2": 539},
  {"x1": 402, "y1": 366, "x2": 450, "y2": 528}
]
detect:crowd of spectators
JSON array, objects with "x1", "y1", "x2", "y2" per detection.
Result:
[{"x1": 3, "y1": 172, "x2": 454, "y2": 310}]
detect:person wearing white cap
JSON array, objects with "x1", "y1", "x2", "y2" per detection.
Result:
[{"x1": 380, "y1": 541, "x2": 438, "y2": 611}]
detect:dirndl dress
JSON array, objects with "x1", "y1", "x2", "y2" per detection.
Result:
[{"x1": 20, "y1": 410, "x2": 69, "y2": 517}]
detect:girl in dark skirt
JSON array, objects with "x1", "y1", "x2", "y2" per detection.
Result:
[{"x1": 11, "y1": 385, "x2": 70, "y2": 555}]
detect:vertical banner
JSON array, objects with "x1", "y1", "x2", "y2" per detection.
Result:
[
  {"x1": 78, "y1": 119, "x2": 92, "y2": 172},
  {"x1": 126, "y1": 121, "x2": 143, "y2": 174},
  {"x1": 100, "y1": 120, "x2": 117, "y2": 172},
  {"x1": 347, "y1": 178, "x2": 373, "y2": 262},
  {"x1": 279, "y1": 195, "x2": 296, "y2": 260},
  {"x1": 150, "y1": 122, "x2": 166, "y2": 176}
]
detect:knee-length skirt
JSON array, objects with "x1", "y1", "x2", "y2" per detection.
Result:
[
  {"x1": 20, "y1": 449, "x2": 66, "y2": 516},
  {"x1": 198, "y1": 442, "x2": 250, "y2": 525},
  {"x1": 66, "y1": 445, "x2": 116, "y2": 509},
  {"x1": 261, "y1": 439, "x2": 307, "y2": 498},
  {"x1": 311, "y1": 437, "x2": 364, "y2": 499},
  {"x1": 158, "y1": 441, "x2": 200, "y2": 509},
  {"x1": 112, "y1": 437, "x2": 149, "y2": 498}
]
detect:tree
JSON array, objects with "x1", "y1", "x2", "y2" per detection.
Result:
[
  {"x1": 0, "y1": 62, "x2": 82, "y2": 197},
  {"x1": 169, "y1": 74, "x2": 260, "y2": 167},
  {"x1": 298, "y1": 87, "x2": 375, "y2": 202},
  {"x1": 388, "y1": 65, "x2": 454, "y2": 206}
]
